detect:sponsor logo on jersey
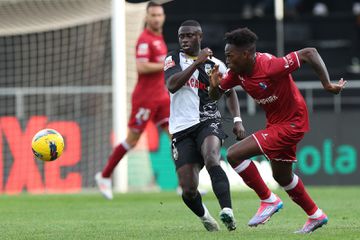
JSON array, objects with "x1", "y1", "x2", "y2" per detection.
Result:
[
  {"x1": 164, "y1": 56, "x2": 175, "y2": 71},
  {"x1": 186, "y1": 76, "x2": 207, "y2": 90},
  {"x1": 254, "y1": 95, "x2": 278, "y2": 105},
  {"x1": 137, "y1": 43, "x2": 149, "y2": 55}
]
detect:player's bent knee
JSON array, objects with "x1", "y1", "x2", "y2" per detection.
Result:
[
  {"x1": 227, "y1": 145, "x2": 249, "y2": 167},
  {"x1": 182, "y1": 187, "x2": 198, "y2": 199},
  {"x1": 226, "y1": 147, "x2": 239, "y2": 166},
  {"x1": 204, "y1": 153, "x2": 220, "y2": 169},
  {"x1": 272, "y1": 172, "x2": 292, "y2": 186}
]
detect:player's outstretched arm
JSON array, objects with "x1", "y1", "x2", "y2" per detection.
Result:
[
  {"x1": 167, "y1": 48, "x2": 212, "y2": 93},
  {"x1": 297, "y1": 48, "x2": 347, "y2": 94},
  {"x1": 137, "y1": 61, "x2": 164, "y2": 74},
  {"x1": 209, "y1": 64, "x2": 224, "y2": 100},
  {"x1": 225, "y1": 89, "x2": 246, "y2": 140}
]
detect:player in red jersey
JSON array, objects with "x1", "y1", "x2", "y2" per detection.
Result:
[
  {"x1": 209, "y1": 27, "x2": 347, "y2": 233},
  {"x1": 95, "y1": 2, "x2": 169, "y2": 200}
]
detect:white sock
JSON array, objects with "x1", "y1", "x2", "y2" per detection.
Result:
[
  {"x1": 309, "y1": 208, "x2": 323, "y2": 219},
  {"x1": 221, "y1": 207, "x2": 233, "y2": 214},
  {"x1": 261, "y1": 192, "x2": 277, "y2": 203},
  {"x1": 233, "y1": 160, "x2": 251, "y2": 173},
  {"x1": 200, "y1": 204, "x2": 209, "y2": 220}
]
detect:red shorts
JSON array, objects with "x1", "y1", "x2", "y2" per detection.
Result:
[
  {"x1": 128, "y1": 94, "x2": 170, "y2": 133},
  {"x1": 252, "y1": 123, "x2": 305, "y2": 162}
]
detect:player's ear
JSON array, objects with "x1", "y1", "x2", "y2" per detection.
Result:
[
  {"x1": 144, "y1": 15, "x2": 148, "y2": 25},
  {"x1": 244, "y1": 49, "x2": 252, "y2": 59},
  {"x1": 198, "y1": 32, "x2": 203, "y2": 41}
]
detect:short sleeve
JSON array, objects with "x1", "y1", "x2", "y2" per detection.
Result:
[
  {"x1": 219, "y1": 70, "x2": 237, "y2": 91},
  {"x1": 164, "y1": 52, "x2": 182, "y2": 83},
  {"x1": 136, "y1": 38, "x2": 151, "y2": 62},
  {"x1": 263, "y1": 51, "x2": 301, "y2": 78}
]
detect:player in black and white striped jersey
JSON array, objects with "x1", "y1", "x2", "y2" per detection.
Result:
[{"x1": 164, "y1": 20, "x2": 246, "y2": 232}]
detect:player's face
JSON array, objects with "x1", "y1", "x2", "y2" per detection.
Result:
[
  {"x1": 146, "y1": 6, "x2": 165, "y2": 32},
  {"x1": 225, "y1": 43, "x2": 252, "y2": 74},
  {"x1": 178, "y1": 26, "x2": 202, "y2": 56}
]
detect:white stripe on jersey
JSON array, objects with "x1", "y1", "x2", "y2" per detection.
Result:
[{"x1": 168, "y1": 52, "x2": 227, "y2": 134}]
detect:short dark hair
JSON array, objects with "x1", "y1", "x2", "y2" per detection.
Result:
[
  {"x1": 180, "y1": 20, "x2": 201, "y2": 28},
  {"x1": 146, "y1": 1, "x2": 162, "y2": 11},
  {"x1": 225, "y1": 28, "x2": 258, "y2": 51}
]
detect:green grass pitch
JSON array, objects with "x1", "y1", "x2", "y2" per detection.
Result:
[{"x1": 0, "y1": 187, "x2": 359, "y2": 240}]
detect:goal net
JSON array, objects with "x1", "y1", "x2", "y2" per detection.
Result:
[
  {"x1": 0, "y1": 0, "x2": 178, "y2": 194},
  {"x1": 0, "y1": 0, "x2": 114, "y2": 194}
]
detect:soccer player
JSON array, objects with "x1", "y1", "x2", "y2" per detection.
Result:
[
  {"x1": 164, "y1": 20, "x2": 246, "y2": 232},
  {"x1": 95, "y1": 2, "x2": 169, "y2": 200},
  {"x1": 209, "y1": 27, "x2": 347, "y2": 233}
]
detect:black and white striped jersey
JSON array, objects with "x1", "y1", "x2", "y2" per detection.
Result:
[{"x1": 164, "y1": 49, "x2": 227, "y2": 134}]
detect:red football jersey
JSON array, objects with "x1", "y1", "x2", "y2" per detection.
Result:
[
  {"x1": 134, "y1": 29, "x2": 168, "y2": 99},
  {"x1": 220, "y1": 51, "x2": 309, "y2": 132}
]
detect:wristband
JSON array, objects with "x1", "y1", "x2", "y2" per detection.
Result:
[{"x1": 233, "y1": 117, "x2": 242, "y2": 123}]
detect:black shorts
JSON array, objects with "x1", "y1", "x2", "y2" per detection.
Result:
[{"x1": 171, "y1": 120, "x2": 227, "y2": 170}]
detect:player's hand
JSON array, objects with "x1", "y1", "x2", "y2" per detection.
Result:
[
  {"x1": 325, "y1": 78, "x2": 347, "y2": 94},
  {"x1": 209, "y1": 64, "x2": 222, "y2": 88},
  {"x1": 195, "y1": 48, "x2": 213, "y2": 65},
  {"x1": 233, "y1": 122, "x2": 246, "y2": 141}
]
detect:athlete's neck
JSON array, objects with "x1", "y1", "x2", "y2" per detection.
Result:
[
  {"x1": 185, "y1": 53, "x2": 198, "y2": 60},
  {"x1": 184, "y1": 48, "x2": 200, "y2": 59},
  {"x1": 245, "y1": 53, "x2": 257, "y2": 76},
  {"x1": 146, "y1": 26, "x2": 162, "y2": 36}
]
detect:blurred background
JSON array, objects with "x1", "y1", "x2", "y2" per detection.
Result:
[{"x1": 0, "y1": 0, "x2": 359, "y2": 195}]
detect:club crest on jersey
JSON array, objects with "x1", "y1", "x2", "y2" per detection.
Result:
[
  {"x1": 259, "y1": 82, "x2": 267, "y2": 90},
  {"x1": 204, "y1": 64, "x2": 212, "y2": 76}
]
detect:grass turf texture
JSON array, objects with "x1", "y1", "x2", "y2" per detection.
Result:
[{"x1": 0, "y1": 187, "x2": 359, "y2": 240}]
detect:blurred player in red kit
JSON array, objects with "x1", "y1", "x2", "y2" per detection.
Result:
[
  {"x1": 209, "y1": 27, "x2": 346, "y2": 233},
  {"x1": 95, "y1": 2, "x2": 169, "y2": 199}
]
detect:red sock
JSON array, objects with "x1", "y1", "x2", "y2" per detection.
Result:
[
  {"x1": 233, "y1": 160, "x2": 271, "y2": 200},
  {"x1": 102, "y1": 141, "x2": 130, "y2": 178},
  {"x1": 284, "y1": 174, "x2": 318, "y2": 215}
]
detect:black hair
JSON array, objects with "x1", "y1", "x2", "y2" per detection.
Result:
[
  {"x1": 146, "y1": 1, "x2": 162, "y2": 11},
  {"x1": 224, "y1": 27, "x2": 258, "y2": 51},
  {"x1": 180, "y1": 20, "x2": 201, "y2": 28}
]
